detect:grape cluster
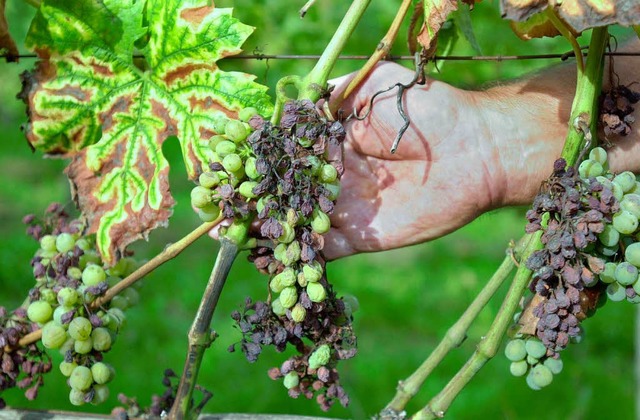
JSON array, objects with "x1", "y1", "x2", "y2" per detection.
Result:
[
  {"x1": 600, "y1": 84, "x2": 640, "y2": 138},
  {"x1": 194, "y1": 100, "x2": 355, "y2": 410},
  {"x1": 18, "y1": 204, "x2": 141, "y2": 406},
  {"x1": 504, "y1": 337, "x2": 563, "y2": 390}
]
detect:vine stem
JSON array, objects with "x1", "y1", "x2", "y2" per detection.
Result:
[
  {"x1": 169, "y1": 239, "x2": 238, "y2": 420},
  {"x1": 382, "y1": 248, "x2": 517, "y2": 416},
  {"x1": 545, "y1": 8, "x2": 584, "y2": 75},
  {"x1": 328, "y1": 0, "x2": 413, "y2": 113},
  {"x1": 296, "y1": 0, "x2": 372, "y2": 102},
  {"x1": 4, "y1": 216, "x2": 224, "y2": 353}
]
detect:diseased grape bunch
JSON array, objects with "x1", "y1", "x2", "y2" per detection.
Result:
[
  {"x1": 505, "y1": 146, "x2": 640, "y2": 389},
  {"x1": 3, "y1": 204, "x2": 142, "y2": 406},
  {"x1": 191, "y1": 100, "x2": 356, "y2": 410}
]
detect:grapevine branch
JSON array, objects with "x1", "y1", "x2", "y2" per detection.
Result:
[
  {"x1": 546, "y1": 8, "x2": 584, "y2": 74},
  {"x1": 4, "y1": 216, "x2": 224, "y2": 353}
]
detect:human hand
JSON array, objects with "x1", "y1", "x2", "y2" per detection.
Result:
[{"x1": 323, "y1": 62, "x2": 505, "y2": 260}]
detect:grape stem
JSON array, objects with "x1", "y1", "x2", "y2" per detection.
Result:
[
  {"x1": 4, "y1": 216, "x2": 224, "y2": 353},
  {"x1": 328, "y1": 0, "x2": 413, "y2": 114},
  {"x1": 169, "y1": 239, "x2": 238, "y2": 420},
  {"x1": 381, "y1": 245, "x2": 518, "y2": 416}
]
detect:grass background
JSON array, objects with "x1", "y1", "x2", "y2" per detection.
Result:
[{"x1": 0, "y1": 1, "x2": 638, "y2": 419}]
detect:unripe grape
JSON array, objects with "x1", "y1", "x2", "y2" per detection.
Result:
[
  {"x1": 597, "y1": 243, "x2": 619, "y2": 258},
  {"x1": 91, "y1": 362, "x2": 112, "y2": 385},
  {"x1": 27, "y1": 300, "x2": 53, "y2": 324},
  {"x1": 510, "y1": 360, "x2": 528, "y2": 377},
  {"x1": 213, "y1": 116, "x2": 229, "y2": 134},
  {"x1": 41, "y1": 321, "x2": 67, "y2": 349},
  {"x1": 598, "y1": 224, "x2": 620, "y2": 247},
  {"x1": 596, "y1": 175, "x2": 613, "y2": 191},
  {"x1": 69, "y1": 366, "x2": 93, "y2": 391},
  {"x1": 275, "y1": 268, "x2": 296, "y2": 288},
  {"x1": 68, "y1": 317, "x2": 93, "y2": 341},
  {"x1": 504, "y1": 339, "x2": 527, "y2": 361},
  {"x1": 215, "y1": 140, "x2": 236, "y2": 157},
  {"x1": 277, "y1": 222, "x2": 295, "y2": 244},
  {"x1": 307, "y1": 282, "x2": 327, "y2": 303},
  {"x1": 58, "y1": 287, "x2": 79, "y2": 307},
  {"x1": 281, "y1": 241, "x2": 301, "y2": 266},
  {"x1": 308, "y1": 344, "x2": 331, "y2": 369},
  {"x1": 628, "y1": 294, "x2": 640, "y2": 304},
  {"x1": 59, "y1": 337, "x2": 75, "y2": 354},
  {"x1": 627, "y1": 243, "x2": 640, "y2": 268},
  {"x1": 239, "y1": 107, "x2": 259, "y2": 122},
  {"x1": 191, "y1": 186, "x2": 212, "y2": 209},
  {"x1": 286, "y1": 208, "x2": 299, "y2": 227},
  {"x1": 323, "y1": 182, "x2": 341, "y2": 201},
  {"x1": 303, "y1": 262, "x2": 323, "y2": 283},
  {"x1": 612, "y1": 182, "x2": 624, "y2": 201},
  {"x1": 291, "y1": 303, "x2": 306, "y2": 322},
  {"x1": 530, "y1": 364, "x2": 553, "y2": 388},
  {"x1": 91, "y1": 327, "x2": 113, "y2": 351},
  {"x1": 606, "y1": 282, "x2": 626, "y2": 302},
  {"x1": 199, "y1": 171, "x2": 220, "y2": 189},
  {"x1": 245, "y1": 157, "x2": 259, "y2": 180},
  {"x1": 311, "y1": 209, "x2": 331, "y2": 234},
  {"x1": 279, "y1": 287, "x2": 298, "y2": 309},
  {"x1": 60, "y1": 361, "x2": 78, "y2": 377},
  {"x1": 222, "y1": 153, "x2": 243, "y2": 172},
  {"x1": 621, "y1": 194, "x2": 640, "y2": 218},
  {"x1": 273, "y1": 243, "x2": 287, "y2": 262},
  {"x1": 526, "y1": 354, "x2": 539, "y2": 365},
  {"x1": 306, "y1": 155, "x2": 322, "y2": 175},
  {"x1": 56, "y1": 232, "x2": 76, "y2": 253},
  {"x1": 297, "y1": 272, "x2": 308, "y2": 287},
  {"x1": 40, "y1": 234, "x2": 58, "y2": 252},
  {"x1": 122, "y1": 287, "x2": 140, "y2": 306},
  {"x1": 82, "y1": 264, "x2": 106, "y2": 286},
  {"x1": 543, "y1": 357, "x2": 563, "y2": 374},
  {"x1": 75, "y1": 238, "x2": 92, "y2": 252},
  {"x1": 319, "y1": 164, "x2": 338, "y2": 183},
  {"x1": 613, "y1": 210, "x2": 639, "y2": 235},
  {"x1": 67, "y1": 266, "x2": 83, "y2": 280},
  {"x1": 196, "y1": 204, "x2": 221, "y2": 222},
  {"x1": 224, "y1": 221, "x2": 249, "y2": 245},
  {"x1": 239, "y1": 181, "x2": 259, "y2": 198},
  {"x1": 283, "y1": 371, "x2": 299, "y2": 389},
  {"x1": 525, "y1": 370, "x2": 541, "y2": 390},
  {"x1": 271, "y1": 298, "x2": 286, "y2": 316},
  {"x1": 110, "y1": 295, "x2": 129, "y2": 311},
  {"x1": 40, "y1": 288, "x2": 57, "y2": 305},
  {"x1": 298, "y1": 136, "x2": 314, "y2": 147},
  {"x1": 91, "y1": 384, "x2": 110, "y2": 405},
  {"x1": 578, "y1": 159, "x2": 603, "y2": 178},
  {"x1": 74, "y1": 338, "x2": 93, "y2": 354},
  {"x1": 615, "y1": 262, "x2": 639, "y2": 286},
  {"x1": 589, "y1": 147, "x2": 608, "y2": 165},
  {"x1": 225, "y1": 119, "x2": 248, "y2": 143},
  {"x1": 105, "y1": 308, "x2": 126, "y2": 331},
  {"x1": 525, "y1": 338, "x2": 546, "y2": 359},
  {"x1": 614, "y1": 171, "x2": 637, "y2": 193},
  {"x1": 229, "y1": 166, "x2": 246, "y2": 185},
  {"x1": 69, "y1": 388, "x2": 87, "y2": 406}
]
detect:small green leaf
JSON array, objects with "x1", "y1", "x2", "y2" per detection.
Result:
[
  {"x1": 21, "y1": 0, "x2": 273, "y2": 264},
  {"x1": 453, "y1": 0, "x2": 481, "y2": 55}
]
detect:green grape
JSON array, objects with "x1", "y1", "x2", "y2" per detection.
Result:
[
  {"x1": 245, "y1": 157, "x2": 260, "y2": 180},
  {"x1": 27, "y1": 300, "x2": 53, "y2": 324},
  {"x1": 606, "y1": 282, "x2": 626, "y2": 302},
  {"x1": 191, "y1": 186, "x2": 212, "y2": 209},
  {"x1": 105, "y1": 308, "x2": 126, "y2": 331},
  {"x1": 238, "y1": 181, "x2": 259, "y2": 198},
  {"x1": 614, "y1": 171, "x2": 637, "y2": 193},
  {"x1": 589, "y1": 147, "x2": 608, "y2": 165},
  {"x1": 281, "y1": 241, "x2": 301, "y2": 266},
  {"x1": 239, "y1": 107, "x2": 259, "y2": 122},
  {"x1": 510, "y1": 360, "x2": 528, "y2": 377},
  {"x1": 504, "y1": 339, "x2": 527, "y2": 362},
  {"x1": 525, "y1": 370, "x2": 541, "y2": 391},
  {"x1": 302, "y1": 261, "x2": 323, "y2": 283},
  {"x1": 60, "y1": 361, "x2": 78, "y2": 377},
  {"x1": 298, "y1": 136, "x2": 314, "y2": 148},
  {"x1": 58, "y1": 287, "x2": 79, "y2": 307},
  {"x1": 59, "y1": 336, "x2": 75, "y2": 354},
  {"x1": 122, "y1": 287, "x2": 140, "y2": 306},
  {"x1": 626, "y1": 243, "x2": 640, "y2": 268},
  {"x1": 599, "y1": 262, "x2": 618, "y2": 284},
  {"x1": 307, "y1": 155, "x2": 322, "y2": 176},
  {"x1": 40, "y1": 288, "x2": 57, "y2": 305},
  {"x1": 578, "y1": 159, "x2": 603, "y2": 178},
  {"x1": 275, "y1": 268, "x2": 296, "y2": 288},
  {"x1": 283, "y1": 371, "x2": 299, "y2": 389},
  {"x1": 55, "y1": 232, "x2": 76, "y2": 253},
  {"x1": 40, "y1": 234, "x2": 58, "y2": 252},
  {"x1": 225, "y1": 221, "x2": 249, "y2": 245},
  {"x1": 269, "y1": 276, "x2": 286, "y2": 293},
  {"x1": 630, "y1": 182, "x2": 640, "y2": 194},
  {"x1": 225, "y1": 119, "x2": 249, "y2": 143},
  {"x1": 69, "y1": 366, "x2": 93, "y2": 391},
  {"x1": 277, "y1": 222, "x2": 296, "y2": 244},
  {"x1": 271, "y1": 298, "x2": 286, "y2": 316},
  {"x1": 75, "y1": 238, "x2": 92, "y2": 252},
  {"x1": 222, "y1": 153, "x2": 243, "y2": 172},
  {"x1": 279, "y1": 286, "x2": 298, "y2": 309},
  {"x1": 627, "y1": 294, "x2": 640, "y2": 304},
  {"x1": 74, "y1": 338, "x2": 93, "y2": 354},
  {"x1": 41, "y1": 321, "x2": 67, "y2": 349},
  {"x1": 319, "y1": 164, "x2": 338, "y2": 183},
  {"x1": 291, "y1": 303, "x2": 306, "y2": 322},
  {"x1": 273, "y1": 243, "x2": 287, "y2": 262},
  {"x1": 615, "y1": 262, "x2": 639, "y2": 286},
  {"x1": 215, "y1": 140, "x2": 236, "y2": 157},
  {"x1": 311, "y1": 209, "x2": 331, "y2": 234},
  {"x1": 597, "y1": 242, "x2": 619, "y2": 258},
  {"x1": 308, "y1": 344, "x2": 331, "y2": 369},
  {"x1": 297, "y1": 272, "x2": 308, "y2": 287},
  {"x1": 199, "y1": 172, "x2": 220, "y2": 189},
  {"x1": 91, "y1": 327, "x2": 112, "y2": 351},
  {"x1": 213, "y1": 115, "x2": 229, "y2": 134},
  {"x1": 67, "y1": 266, "x2": 83, "y2": 280},
  {"x1": 68, "y1": 316, "x2": 92, "y2": 341},
  {"x1": 543, "y1": 357, "x2": 563, "y2": 374},
  {"x1": 596, "y1": 175, "x2": 614, "y2": 191},
  {"x1": 229, "y1": 167, "x2": 246, "y2": 186},
  {"x1": 196, "y1": 205, "x2": 221, "y2": 222},
  {"x1": 91, "y1": 384, "x2": 110, "y2": 405},
  {"x1": 91, "y1": 362, "x2": 112, "y2": 385},
  {"x1": 82, "y1": 264, "x2": 106, "y2": 286},
  {"x1": 621, "y1": 194, "x2": 640, "y2": 218},
  {"x1": 307, "y1": 282, "x2": 327, "y2": 303},
  {"x1": 525, "y1": 338, "x2": 546, "y2": 359},
  {"x1": 110, "y1": 295, "x2": 129, "y2": 311},
  {"x1": 69, "y1": 388, "x2": 87, "y2": 406},
  {"x1": 598, "y1": 224, "x2": 620, "y2": 247},
  {"x1": 612, "y1": 210, "x2": 639, "y2": 235},
  {"x1": 530, "y1": 364, "x2": 553, "y2": 388},
  {"x1": 323, "y1": 182, "x2": 341, "y2": 200},
  {"x1": 526, "y1": 354, "x2": 539, "y2": 365}
]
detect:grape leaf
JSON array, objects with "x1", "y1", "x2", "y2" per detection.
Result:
[
  {"x1": 501, "y1": 1, "x2": 640, "y2": 33},
  {"x1": 0, "y1": 0, "x2": 19, "y2": 62},
  {"x1": 416, "y1": 0, "x2": 480, "y2": 55},
  {"x1": 20, "y1": 0, "x2": 273, "y2": 264}
]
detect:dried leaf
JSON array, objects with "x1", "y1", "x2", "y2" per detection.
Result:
[
  {"x1": 0, "y1": 0, "x2": 19, "y2": 62},
  {"x1": 21, "y1": 0, "x2": 273, "y2": 264},
  {"x1": 417, "y1": 0, "x2": 459, "y2": 52}
]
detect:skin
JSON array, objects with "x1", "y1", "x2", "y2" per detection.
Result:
[{"x1": 323, "y1": 39, "x2": 640, "y2": 260}]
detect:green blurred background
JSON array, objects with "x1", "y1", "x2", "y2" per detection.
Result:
[{"x1": 0, "y1": 1, "x2": 638, "y2": 419}]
